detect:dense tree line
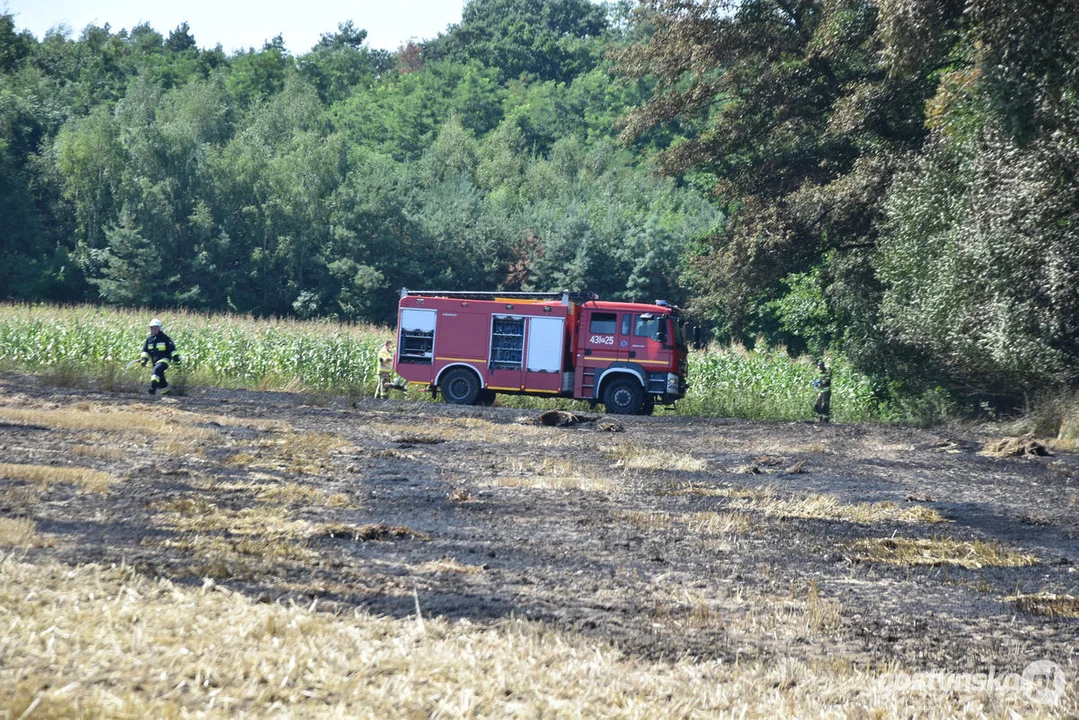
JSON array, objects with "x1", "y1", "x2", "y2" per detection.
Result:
[
  {"x1": 2, "y1": 0, "x2": 1077, "y2": 406},
  {"x1": 0, "y1": 1, "x2": 719, "y2": 324},
  {"x1": 618, "y1": 0, "x2": 1079, "y2": 402}
]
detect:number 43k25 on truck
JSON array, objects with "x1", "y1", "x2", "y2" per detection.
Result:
[{"x1": 393, "y1": 289, "x2": 688, "y2": 415}]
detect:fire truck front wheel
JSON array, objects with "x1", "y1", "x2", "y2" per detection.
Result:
[
  {"x1": 603, "y1": 377, "x2": 644, "y2": 415},
  {"x1": 441, "y1": 368, "x2": 481, "y2": 405}
]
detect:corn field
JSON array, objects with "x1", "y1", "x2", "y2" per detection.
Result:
[
  {"x1": 0, "y1": 304, "x2": 390, "y2": 395},
  {"x1": 0, "y1": 303, "x2": 883, "y2": 420},
  {"x1": 678, "y1": 343, "x2": 883, "y2": 423}
]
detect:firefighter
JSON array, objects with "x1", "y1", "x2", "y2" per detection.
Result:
[
  {"x1": 376, "y1": 340, "x2": 395, "y2": 399},
  {"x1": 139, "y1": 318, "x2": 179, "y2": 395},
  {"x1": 813, "y1": 360, "x2": 831, "y2": 423},
  {"x1": 375, "y1": 339, "x2": 408, "y2": 399}
]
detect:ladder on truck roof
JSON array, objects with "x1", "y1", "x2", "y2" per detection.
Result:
[{"x1": 399, "y1": 288, "x2": 597, "y2": 303}]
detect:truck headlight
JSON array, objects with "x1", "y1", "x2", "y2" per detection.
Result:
[{"x1": 666, "y1": 373, "x2": 680, "y2": 394}]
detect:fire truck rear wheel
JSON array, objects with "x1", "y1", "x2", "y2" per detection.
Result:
[
  {"x1": 441, "y1": 368, "x2": 481, "y2": 405},
  {"x1": 603, "y1": 377, "x2": 643, "y2": 415}
]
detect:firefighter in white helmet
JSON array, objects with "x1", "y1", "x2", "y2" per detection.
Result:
[{"x1": 139, "y1": 318, "x2": 179, "y2": 395}]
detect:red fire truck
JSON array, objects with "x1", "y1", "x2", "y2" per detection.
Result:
[{"x1": 393, "y1": 289, "x2": 688, "y2": 414}]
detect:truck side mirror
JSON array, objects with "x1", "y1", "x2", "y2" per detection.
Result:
[{"x1": 657, "y1": 322, "x2": 668, "y2": 343}]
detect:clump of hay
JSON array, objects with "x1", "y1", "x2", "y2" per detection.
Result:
[
  {"x1": 0, "y1": 462, "x2": 115, "y2": 494},
  {"x1": 1006, "y1": 592, "x2": 1079, "y2": 618},
  {"x1": 731, "y1": 495, "x2": 946, "y2": 524},
  {"x1": 852, "y1": 537, "x2": 1039, "y2": 569},
  {"x1": 980, "y1": 435, "x2": 1051, "y2": 458}
]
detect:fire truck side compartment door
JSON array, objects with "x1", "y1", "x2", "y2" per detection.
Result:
[
  {"x1": 398, "y1": 308, "x2": 437, "y2": 363},
  {"x1": 401, "y1": 308, "x2": 436, "y2": 332},
  {"x1": 526, "y1": 317, "x2": 564, "y2": 372}
]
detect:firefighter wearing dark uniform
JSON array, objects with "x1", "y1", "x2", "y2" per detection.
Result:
[
  {"x1": 141, "y1": 318, "x2": 179, "y2": 395},
  {"x1": 813, "y1": 360, "x2": 831, "y2": 423}
]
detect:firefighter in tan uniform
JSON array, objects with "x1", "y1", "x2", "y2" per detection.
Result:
[{"x1": 375, "y1": 340, "x2": 406, "y2": 398}]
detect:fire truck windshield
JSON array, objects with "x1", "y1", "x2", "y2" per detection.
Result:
[{"x1": 633, "y1": 314, "x2": 670, "y2": 342}]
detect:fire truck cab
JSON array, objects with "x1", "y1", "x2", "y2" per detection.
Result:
[{"x1": 394, "y1": 289, "x2": 688, "y2": 415}]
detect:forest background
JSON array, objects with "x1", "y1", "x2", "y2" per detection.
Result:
[{"x1": 1, "y1": 0, "x2": 1077, "y2": 417}]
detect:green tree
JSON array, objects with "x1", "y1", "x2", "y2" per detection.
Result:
[
  {"x1": 297, "y1": 21, "x2": 393, "y2": 105},
  {"x1": 614, "y1": 0, "x2": 958, "y2": 353},
  {"x1": 330, "y1": 60, "x2": 494, "y2": 159},
  {"x1": 0, "y1": 13, "x2": 34, "y2": 72},
  {"x1": 425, "y1": 0, "x2": 608, "y2": 83},
  {"x1": 87, "y1": 210, "x2": 163, "y2": 305},
  {"x1": 164, "y1": 22, "x2": 196, "y2": 53},
  {"x1": 227, "y1": 36, "x2": 293, "y2": 107}
]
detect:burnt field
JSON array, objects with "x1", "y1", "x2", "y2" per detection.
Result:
[{"x1": 2, "y1": 371, "x2": 1078, "y2": 716}]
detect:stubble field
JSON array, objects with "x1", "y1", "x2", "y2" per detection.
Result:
[{"x1": 1, "y1": 372, "x2": 1078, "y2": 718}]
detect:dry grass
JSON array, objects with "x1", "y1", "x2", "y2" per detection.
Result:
[
  {"x1": 650, "y1": 581, "x2": 843, "y2": 638},
  {"x1": 0, "y1": 404, "x2": 214, "y2": 442},
  {"x1": 746, "y1": 582, "x2": 844, "y2": 638},
  {"x1": 616, "y1": 509, "x2": 672, "y2": 529},
  {"x1": 160, "y1": 532, "x2": 317, "y2": 571},
  {"x1": 225, "y1": 452, "x2": 257, "y2": 466},
  {"x1": 2, "y1": 555, "x2": 1070, "y2": 719},
  {"x1": 153, "y1": 502, "x2": 314, "y2": 540},
  {"x1": 665, "y1": 481, "x2": 774, "y2": 499},
  {"x1": 228, "y1": 431, "x2": 353, "y2": 475},
  {"x1": 71, "y1": 443, "x2": 124, "y2": 460},
  {"x1": 415, "y1": 556, "x2": 486, "y2": 574},
  {"x1": 1006, "y1": 592, "x2": 1079, "y2": 618},
  {"x1": 495, "y1": 456, "x2": 616, "y2": 492},
  {"x1": 0, "y1": 517, "x2": 43, "y2": 547},
  {"x1": 666, "y1": 484, "x2": 944, "y2": 525},
  {"x1": 730, "y1": 494, "x2": 947, "y2": 524},
  {"x1": 605, "y1": 443, "x2": 708, "y2": 472},
  {"x1": 0, "y1": 461, "x2": 115, "y2": 493},
  {"x1": 980, "y1": 436, "x2": 1051, "y2": 458},
  {"x1": 155, "y1": 438, "x2": 208, "y2": 457},
  {"x1": 148, "y1": 500, "x2": 321, "y2": 579},
  {"x1": 0, "y1": 483, "x2": 45, "y2": 516},
  {"x1": 681, "y1": 510, "x2": 753, "y2": 535},
  {"x1": 852, "y1": 537, "x2": 1040, "y2": 569},
  {"x1": 235, "y1": 480, "x2": 353, "y2": 508}
]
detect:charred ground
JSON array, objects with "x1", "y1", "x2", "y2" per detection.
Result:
[{"x1": 1, "y1": 372, "x2": 1078, "y2": 676}]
